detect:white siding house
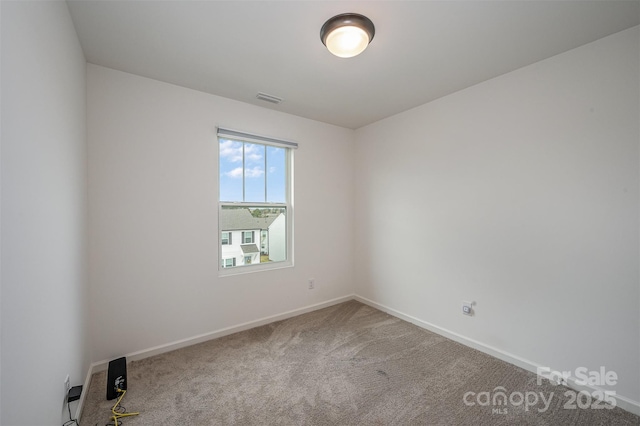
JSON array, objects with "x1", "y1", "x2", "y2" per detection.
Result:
[
  {"x1": 220, "y1": 208, "x2": 285, "y2": 268},
  {"x1": 267, "y1": 213, "x2": 286, "y2": 262}
]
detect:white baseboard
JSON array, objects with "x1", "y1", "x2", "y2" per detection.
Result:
[
  {"x1": 74, "y1": 362, "x2": 96, "y2": 422},
  {"x1": 353, "y1": 294, "x2": 640, "y2": 417}
]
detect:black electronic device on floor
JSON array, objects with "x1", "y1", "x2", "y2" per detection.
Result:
[
  {"x1": 68, "y1": 385, "x2": 83, "y2": 403},
  {"x1": 106, "y1": 357, "x2": 127, "y2": 400}
]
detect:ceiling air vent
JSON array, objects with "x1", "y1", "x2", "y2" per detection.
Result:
[{"x1": 256, "y1": 92, "x2": 283, "y2": 104}]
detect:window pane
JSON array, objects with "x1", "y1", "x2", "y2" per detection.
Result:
[
  {"x1": 219, "y1": 139, "x2": 243, "y2": 202},
  {"x1": 244, "y1": 143, "x2": 265, "y2": 202},
  {"x1": 266, "y1": 146, "x2": 286, "y2": 203}
]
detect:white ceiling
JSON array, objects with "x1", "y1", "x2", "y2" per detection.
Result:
[{"x1": 67, "y1": 1, "x2": 640, "y2": 129}]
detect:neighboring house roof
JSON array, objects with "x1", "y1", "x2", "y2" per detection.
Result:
[
  {"x1": 241, "y1": 244, "x2": 260, "y2": 254},
  {"x1": 220, "y1": 208, "x2": 280, "y2": 231}
]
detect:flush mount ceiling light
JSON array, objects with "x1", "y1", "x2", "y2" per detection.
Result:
[{"x1": 320, "y1": 13, "x2": 375, "y2": 58}]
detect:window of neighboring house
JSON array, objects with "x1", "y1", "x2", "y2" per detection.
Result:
[
  {"x1": 218, "y1": 128, "x2": 296, "y2": 274},
  {"x1": 221, "y1": 232, "x2": 231, "y2": 245},
  {"x1": 260, "y1": 230, "x2": 268, "y2": 254},
  {"x1": 242, "y1": 231, "x2": 254, "y2": 244},
  {"x1": 222, "y1": 258, "x2": 236, "y2": 268}
]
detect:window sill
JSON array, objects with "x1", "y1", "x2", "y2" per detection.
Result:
[{"x1": 218, "y1": 260, "x2": 294, "y2": 277}]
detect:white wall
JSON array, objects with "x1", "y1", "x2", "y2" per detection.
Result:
[
  {"x1": 354, "y1": 26, "x2": 640, "y2": 405},
  {"x1": 1, "y1": 1, "x2": 89, "y2": 424},
  {"x1": 87, "y1": 64, "x2": 355, "y2": 362}
]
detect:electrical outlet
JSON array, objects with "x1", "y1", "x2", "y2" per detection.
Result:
[
  {"x1": 64, "y1": 375, "x2": 71, "y2": 393},
  {"x1": 462, "y1": 301, "x2": 474, "y2": 316},
  {"x1": 308, "y1": 278, "x2": 315, "y2": 289}
]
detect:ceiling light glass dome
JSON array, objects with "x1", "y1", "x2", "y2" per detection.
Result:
[{"x1": 320, "y1": 13, "x2": 375, "y2": 58}]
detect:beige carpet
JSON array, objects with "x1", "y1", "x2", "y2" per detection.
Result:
[{"x1": 80, "y1": 301, "x2": 639, "y2": 425}]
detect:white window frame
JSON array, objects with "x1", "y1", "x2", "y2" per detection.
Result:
[{"x1": 218, "y1": 128, "x2": 295, "y2": 276}]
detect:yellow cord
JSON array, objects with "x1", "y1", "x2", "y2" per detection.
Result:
[{"x1": 111, "y1": 389, "x2": 139, "y2": 426}]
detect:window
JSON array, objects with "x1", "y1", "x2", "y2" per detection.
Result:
[
  {"x1": 242, "y1": 231, "x2": 254, "y2": 244},
  {"x1": 221, "y1": 232, "x2": 231, "y2": 245},
  {"x1": 218, "y1": 128, "x2": 296, "y2": 273},
  {"x1": 222, "y1": 258, "x2": 236, "y2": 268}
]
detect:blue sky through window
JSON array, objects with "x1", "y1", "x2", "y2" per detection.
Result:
[{"x1": 219, "y1": 139, "x2": 286, "y2": 202}]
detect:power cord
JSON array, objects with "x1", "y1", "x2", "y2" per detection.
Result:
[{"x1": 62, "y1": 398, "x2": 79, "y2": 426}]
